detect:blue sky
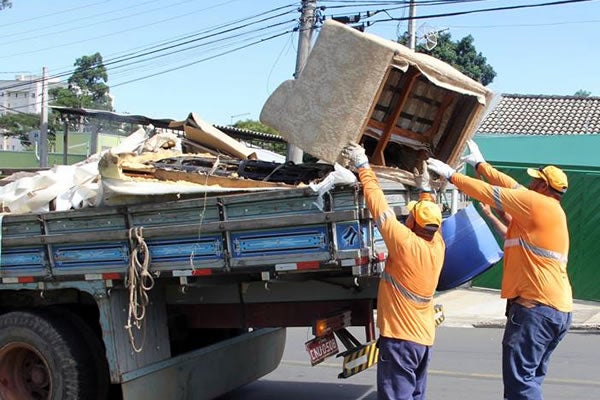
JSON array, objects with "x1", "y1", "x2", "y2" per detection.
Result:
[{"x1": 1, "y1": 0, "x2": 598, "y2": 125}]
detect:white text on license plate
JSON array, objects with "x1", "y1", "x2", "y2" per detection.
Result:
[{"x1": 305, "y1": 332, "x2": 339, "y2": 366}]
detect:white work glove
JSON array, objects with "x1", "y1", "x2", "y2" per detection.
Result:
[
  {"x1": 341, "y1": 142, "x2": 369, "y2": 169},
  {"x1": 460, "y1": 139, "x2": 485, "y2": 167},
  {"x1": 427, "y1": 158, "x2": 456, "y2": 180},
  {"x1": 413, "y1": 160, "x2": 432, "y2": 192}
]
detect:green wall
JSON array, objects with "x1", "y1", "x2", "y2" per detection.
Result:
[
  {"x1": 0, "y1": 132, "x2": 126, "y2": 171},
  {"x1": 0, "y1": 151, "x2": 86, "y2": 169}
]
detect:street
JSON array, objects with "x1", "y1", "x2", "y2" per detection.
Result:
[{"x1": 219, "y1": 327, "x2": 600, "y2": 400}]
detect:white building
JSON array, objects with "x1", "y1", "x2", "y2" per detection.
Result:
[{"x1": 0, "y1": 74, "x2": 64, "y2": 116}]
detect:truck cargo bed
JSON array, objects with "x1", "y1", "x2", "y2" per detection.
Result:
[{"x1": 0, "y1": 183, "x2": 411, "y2": 284}]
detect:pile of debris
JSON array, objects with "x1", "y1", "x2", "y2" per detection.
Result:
[{"x1": 0, "y1": 113, "x2": 350, "y2": 214}]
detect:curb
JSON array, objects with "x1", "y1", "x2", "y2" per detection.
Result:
[{"x1": 468, "y1": 321, "x2": 600, "y2": 332}]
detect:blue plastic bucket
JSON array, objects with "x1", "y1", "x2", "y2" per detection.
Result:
[{"x1": 437, "y1": 204, "x2": 503, "y2": 291}]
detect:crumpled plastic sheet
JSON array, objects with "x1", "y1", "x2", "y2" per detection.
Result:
[{"x1": 309, "y1": 163, "x2": 357, "y2": 211}]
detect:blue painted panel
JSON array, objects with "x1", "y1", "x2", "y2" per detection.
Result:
[
  {"x1": 0, "y1": 247, "x2": 46, "y2": 275},
  {"x1": 147, "y1": 236, "x2": 223, "y2": 263},
  {"x1": 231, "y1": 226, "x2": 328, "y2": 257},
  {"x1": 53, "y1": 242, "x2": 129, "y2": 269},
  {"x1": 336, "y1": 222, "x2": 362, "y2": 250}
]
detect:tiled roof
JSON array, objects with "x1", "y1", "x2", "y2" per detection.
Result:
[{"x1": 478, "y1": 94, "x2": 600, "y2": 135}]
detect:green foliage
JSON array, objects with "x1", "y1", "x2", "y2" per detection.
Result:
[
  {"x1": 233, "y1": 119, "x2": 287, "y2": 156},
  {"x1": 233, "y1": 119, "x2": 280, "y2": 135},
  {"x1": 49, "y1": 52, "x2": 113, "y2": 133},
  {"x1": 0, "y1": 0, "x2": 12, "y2": 11},
  {"x1": 69, "y1": 52, "x2": 112, "y2": 110},
  {"x1": 574, "y1": 90, "x2": 591, "y2": 97},
  {"x1": 399, "y1": 31, "x2": 496, "y2": 86},
  {"x1": 0, "y1": 113, "x2": 37, "y2": 136},
  {"x1": 50, "y1": 52, "x2": 112, "y2": 111},
  {"x1": 0, "y1": 112, "x2": 39, "y2": 147}
]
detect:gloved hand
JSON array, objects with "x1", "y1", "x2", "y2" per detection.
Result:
[
  {"x1": 413, "y1": 160, "x2": 432, "y2": 192},
  {"x1": 341, "y1": 142, "x2": 369, "y2": 169},
  {"x1": 427, "y1": 158, "x2": 456, "y2": 180},
  {"x1": 460, "y1": 139, "x2": 485, "y2": 167}
]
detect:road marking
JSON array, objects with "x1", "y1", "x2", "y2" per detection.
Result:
[
  {"x1": 429, "y1": 369, "x2": 600, "y2": 387},
  {"x1": 281, "y1": 361, "x2": 600, "y2": 387}
]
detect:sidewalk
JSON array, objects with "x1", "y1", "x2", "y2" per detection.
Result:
[{"x1": 434, "y1": 287, "x2": 600, "y2": 332}]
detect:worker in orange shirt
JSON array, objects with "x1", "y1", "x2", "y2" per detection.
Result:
[
  {"x1": 427, "y1": 140, "x2": 572, "y2": 400},
  {"x1": 341, "y1": 142, "x2": 445, "y2": 400}
]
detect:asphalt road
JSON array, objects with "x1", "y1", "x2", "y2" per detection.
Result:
[{"x1": 218, "y1": 326, "x2": 600, "y2": 400}]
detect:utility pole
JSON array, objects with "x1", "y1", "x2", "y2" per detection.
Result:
[
  {"x1": 287, "y1": 0, "x2": 317, "y2": 164},
  {"x1": 408, "y1": 0, "x2": 416, "y2": 50},
  {"x1": 39, "y1": 66, "x2": 48, "y2": 168}
]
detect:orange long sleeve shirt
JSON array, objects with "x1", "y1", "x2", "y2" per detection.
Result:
[
  {"x1": 359, "y1": 168, "x2": 445, "y2": 346},
  {"x1": 451, "y1": 163, "x2": 572, "y2": 312}
]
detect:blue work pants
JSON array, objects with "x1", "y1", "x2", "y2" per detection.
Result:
[
  {"x1": 502, "y1": 302, "x2": 572, "y2": 400},
  {"x1": 377, "y1": 336, "x2": 431, "y2": 400}
]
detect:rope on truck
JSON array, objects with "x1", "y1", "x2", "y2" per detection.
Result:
[{"x1": 125, "y1": 226, "x2": 154, "y2": 353}]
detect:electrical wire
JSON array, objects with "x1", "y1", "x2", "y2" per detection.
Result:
[
  {"x1": 1, "y1": 22, "x2": 297, "y2": 110},
  {"x1": 1, "y1": 0, "x2": 595, "y2": 106},
  {"x1": 110, "y1": 29, "x2": 295, "y2": 88},
  {"x1": 0, "y1": 0, "x2": 110, "y2": 29},
  {"x1": 367, "y1": 0, "x2": 597, "y2": 24},
  {"x1": 0, "y1": 0, "x2": 191, "y2": 42},
  {"x1": 0, "y1": 5, "x2": 298, "y2": 92}
]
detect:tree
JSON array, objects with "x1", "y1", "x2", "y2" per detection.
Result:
[
  {"x1": 399, "y1": 31, "x2": 496, "y2": 86},
  {"x1": 233, "y1": 119, "x2": 286, "y2": 156},
  {"x1": 50, "y1": 52, "x2": 112, "y2": 111},
  {"x1": 574, "y1": 90, "x2": 591, "y2": 97},
  {"x1": 0, "y1": 113, "x2": 40, "y2": 148},
  {"x1": 49, "y1": 52, "x2": 113, "y2": 133},
  {"x1": 0, "y1": 1, "x2": 12, "y2": 11}
]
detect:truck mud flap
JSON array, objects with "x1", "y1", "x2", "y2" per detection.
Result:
[
  {"x1": 120, "y1": 327, "x2": 286, "y2": 400},
  {"x1": 336, "y1": 304, "x2": 444, "y2": 379},
  {"x1": 338, "y1": 339, "x2": 379, "y2": 379},
  {"x1": 434, "y1": 304, "x2": 445, "y2": 327}
]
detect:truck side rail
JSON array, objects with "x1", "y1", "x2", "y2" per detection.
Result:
[{"x1": 1, "y1": 185, "x2": 414, "y2": 283}]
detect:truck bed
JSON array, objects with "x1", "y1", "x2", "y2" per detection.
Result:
[{"x1": 0, "y1": 182, "x2": 411, "y2": 285}]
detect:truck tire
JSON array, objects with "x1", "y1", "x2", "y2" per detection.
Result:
[
  {"x1": 0, "y1": 310, "x2": 99, "y2": 400},
  {"x1": 45, "y1": 307, "x2": 111, "y2": 400}
]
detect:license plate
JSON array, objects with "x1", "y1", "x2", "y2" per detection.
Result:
[{"x1": 305, "y1": 332, "x2": 339, "y2": 366}]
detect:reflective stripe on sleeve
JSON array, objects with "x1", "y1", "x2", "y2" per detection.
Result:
[
  {"x1": 376, "y1": 208, "x2": 396, "y2": 230},
  {"x1": 504, "y1": 238, "x2": 568, "y2": 263},
  {"x1": 381, "y1": 270, "x2": 433, "y2": 304},
  {"x1": 492, "y1": 186, "x2": 504, "y2": 212}
]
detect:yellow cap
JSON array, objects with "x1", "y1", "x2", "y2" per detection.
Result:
[
  {"x1": 407, "y1": 200, "x2": 442, "y2": 228},
  {"x1": 527, "y1": 165, "x2": 568, "y2": 193}
]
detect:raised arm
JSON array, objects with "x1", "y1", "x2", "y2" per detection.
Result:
[{"x1": 462, "y1": 140, "x2": 521, "y2": 189}]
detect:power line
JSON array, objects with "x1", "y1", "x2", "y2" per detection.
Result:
[
  {"x1": 449, "y1": 18, "x2": 600, "y2": 28},
  {"x1": 2, "y1": 0, "x2": 595, "y2": 105},
  {"x1": 0, "y1": 0, "x2": 182, "y2": 42},
  {"x1": 0, "y1": 0, "x2": 109, "y2": 29},
  {"x1": 368, "y1": 0, "x2": 597, "y2": 24},
  {"x1": 0, "y1": 5, "x2": 298, "y2": 93},
  {"x1": 110, "y1": 30, "x2": 294, "y2": 88},
  {"x1": 2, "y1": 20, "x2": 298, "y2": 111}
]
